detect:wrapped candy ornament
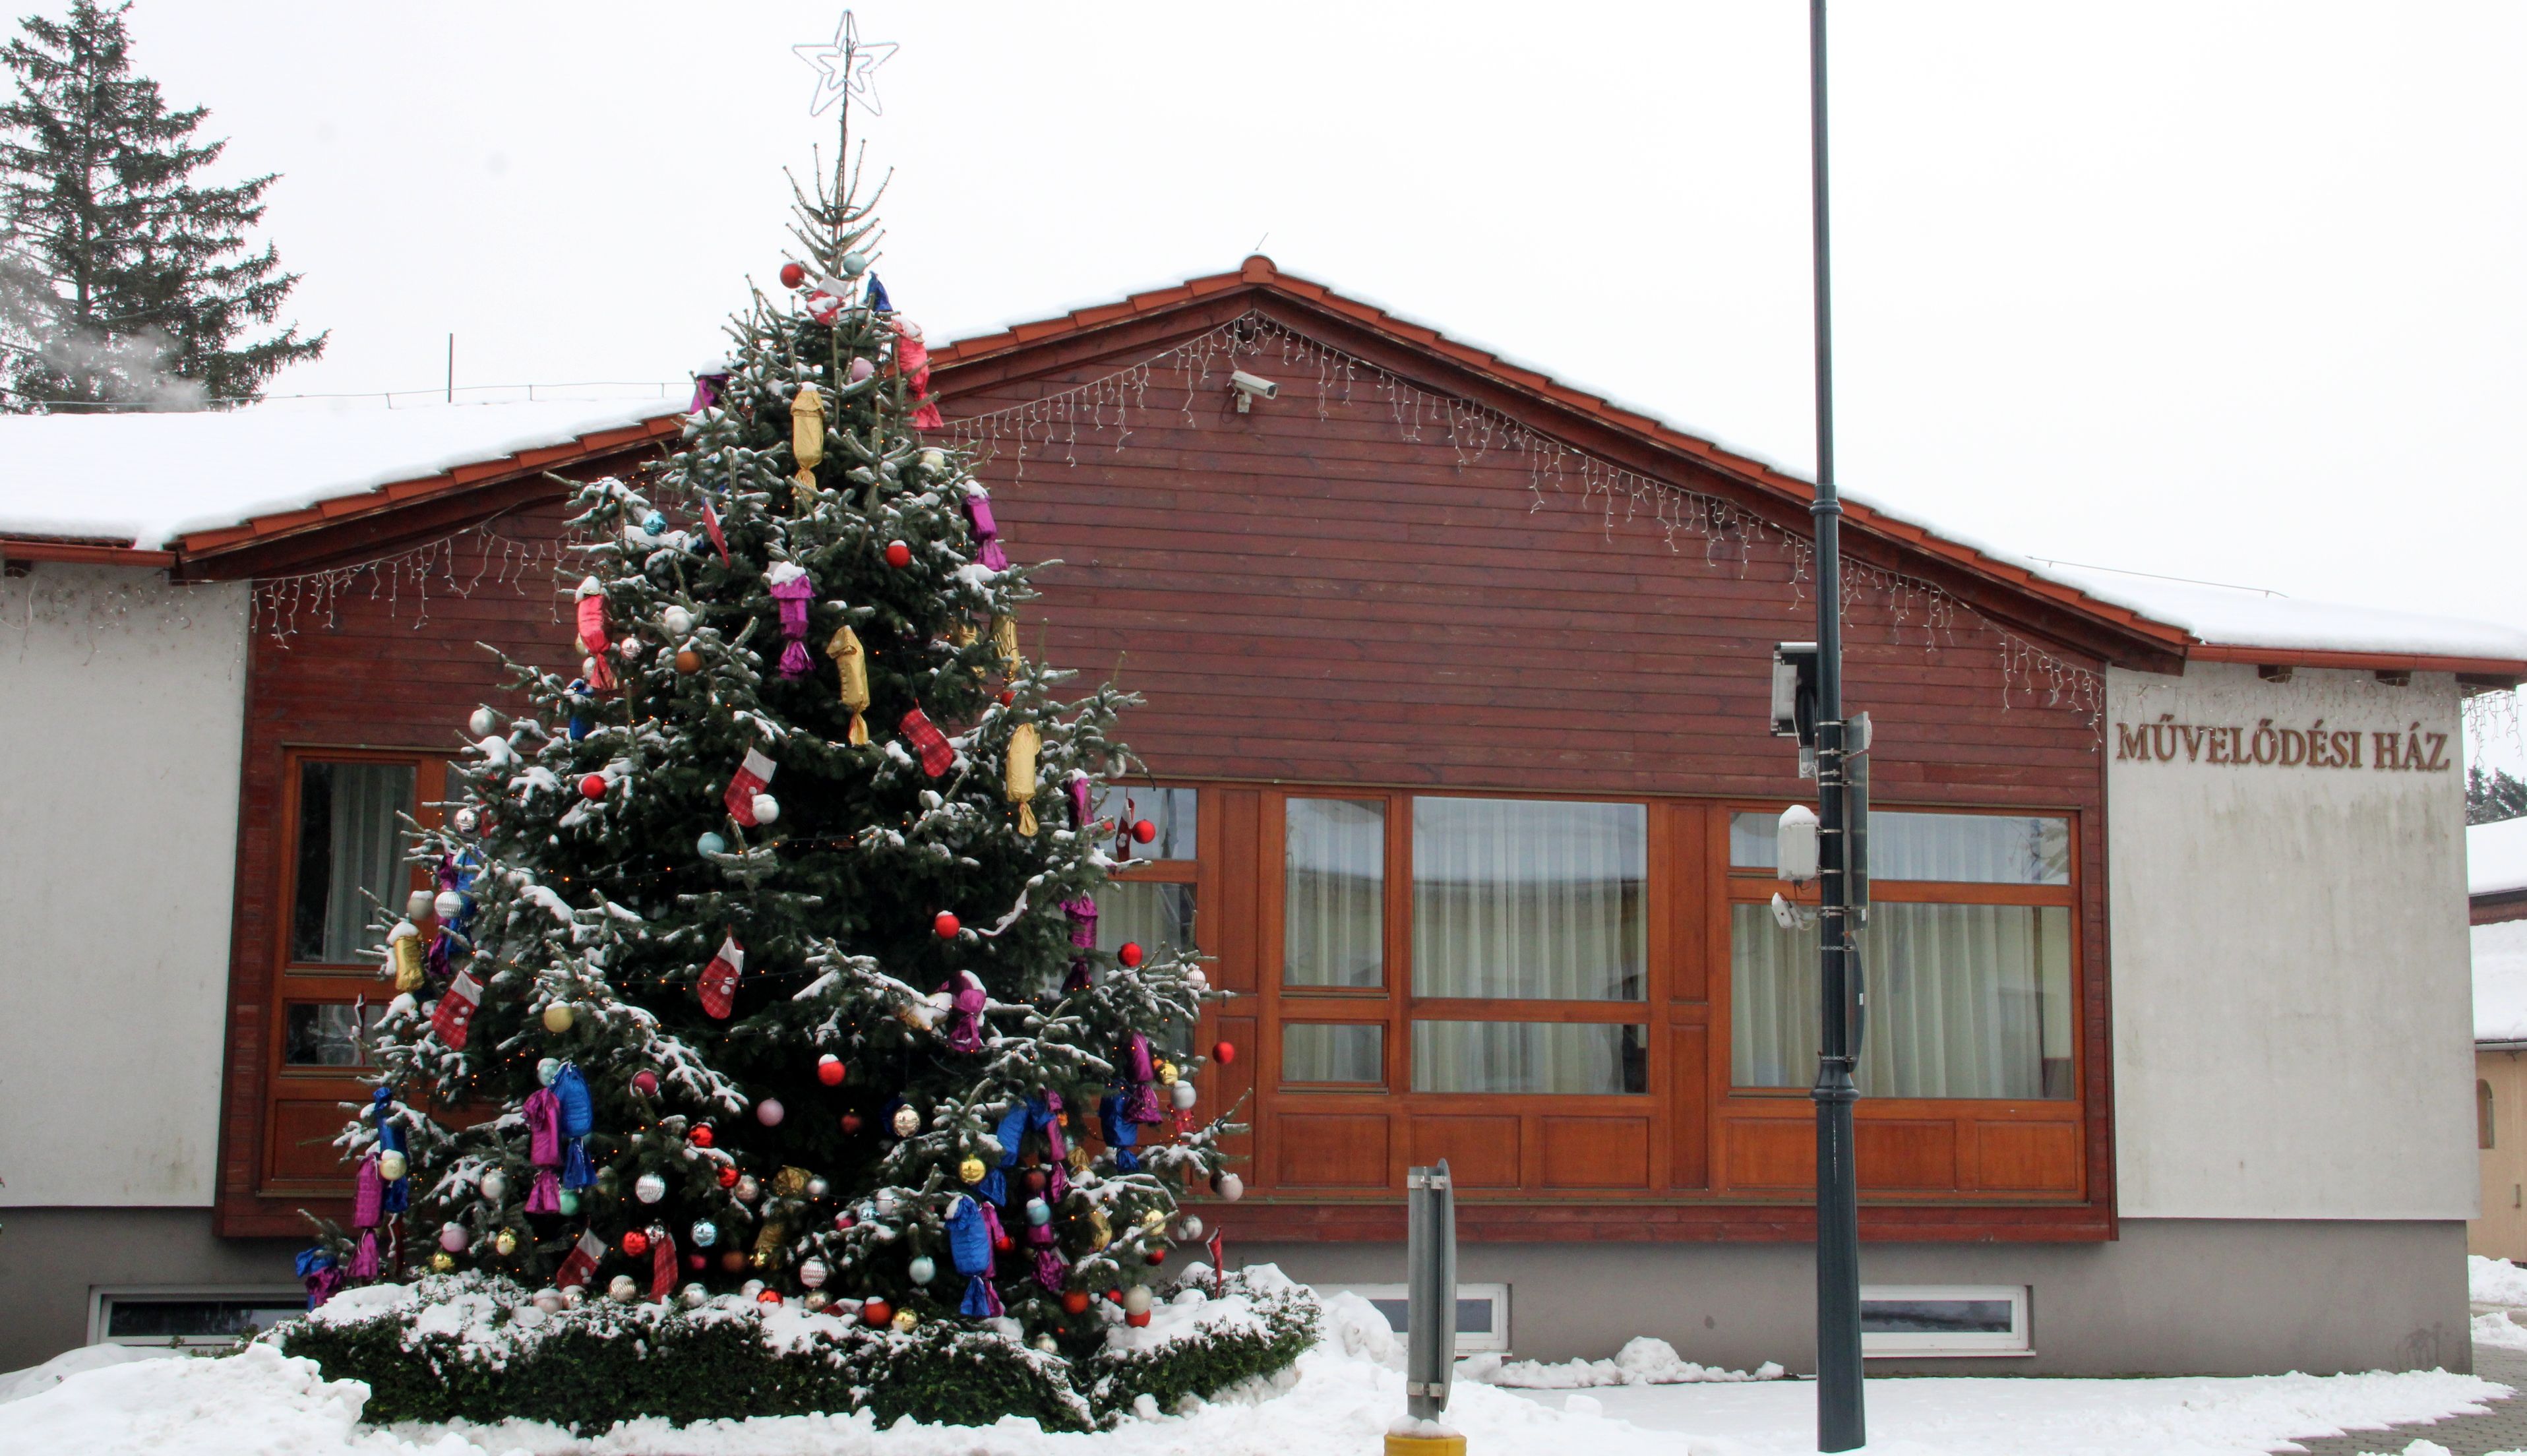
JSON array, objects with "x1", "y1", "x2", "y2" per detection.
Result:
[
  {"x1": 959, "y1": 485, "x2": 1010, "y2": 571},
  {"x1": 1005, "y1": 721, "x2": 1041, "y2": 835},
  {"x1": 825, "y1": 626, "x2": 871, "y2": 745},
  {"x1": 572, "y1": 578, "x2": 615, "y2": 691},
  {"x1": 767, "y1": 564, "x2": 816, "y2": 679},
  {"x1": 388, "y1": 921, "x2": 425, "y2": 993},
  {"x1": 990, "y1": 614, "x2": 1022, "y2": 676},
  {"x1": 789, "y1": 384, "x2": 824, "y2": 506}
]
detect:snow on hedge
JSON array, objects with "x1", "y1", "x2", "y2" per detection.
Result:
[{"x1": 1459, "y1": 1337, "x2": 1784, "y2": 1389}]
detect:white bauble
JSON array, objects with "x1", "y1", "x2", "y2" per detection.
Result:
[
  {"x1": 907, "y1": 1256, "x2": 935, "y2": 1286},
  {"x1": 1171, "y1": 1080, "x2": 1197, "y2": 1110},
  {"x1": 805, "y1": 1176, "x2": 830, "y2": 1199},
  {"x1": 468, "y1": 707, "x2": 498, "y2": 737},
  {"x1": 1185, "y1": 967, "x2": 1209, "y2": 991},
  {"x1": 537, "y1": 1057, "x2": 561, "y2": 1086},
  {"x1": 799, "y1": 1258, "x2": 830, "y2": 1289},
  {"x1": 453, "y1": 807, "x2": 479, "y2": 834},
  {"x1": 741, "y1": 1279, "x2": 766, "y2": 1300},
  {"x1": 750, "y1": 792, "x2": 780, "y2": 825},
  {"x1": 559, "y1": 1285, "x2": 585, "y2": 1308},
  {"x1": 919, "y1": 448, "x2": 946, "y2": 472},
  {"x1": 873, "y1": 1189, "x2": 901, "y2": 1217},
  {"x1": 690, "y1": 1220, "x2": 719, "y2": 1248},
  {"x1": 617, "y1": 636, "x2": 644, "y2": 660},
  {"x1": 804, "y1": 1290, "x2": 831, "y2": 1312},
  {"x1": 608, "y1": 1274, "x2": 639, "y2": 1303},
  {"x1": 583, "y1": 655, "x2": 601, "y2": 681},
  {"x1": 734, "y1": 1174, "x2": 761, "y2": 1203},
  {"x1": 679, "y1": 1283, "x2": 708, "y2": 1308},
  {"x1": 433, "y1": 890, "x2": 464, "y2": 919},
  {"x1": 532, "y1": 1288, "x2": 564, "y2": 1314},
  {"x1": 1212, "y1": 1172, "x2": 1244, "y2": 1202},
  {"x1": 634, "y1": 1172, "x2": 667, "y2": 1204},
  {"x1": 376, "y1": 1150, "x2": 408, "y2": 1182},
  {"x1": 890, "y1": 1105, "x2": 919, "y2": 1138},
  {"x1": 661, "y1": 605, "x2": 694, "y2": 637},
  {"x1": 406, "y1": 889, "x2": 435, "y2": 920},
  {"x1": 1172, "y1": 1214, "x2": 1204, "y2": 1243},
  {"x1": 1123, "y1": 1285, "x2": 1153, "y2": 1316},
  {"x1": 1035, "y1": 1334, "x2": 1059, "y2": 1353}
]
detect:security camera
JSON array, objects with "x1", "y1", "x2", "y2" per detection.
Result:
[{"x1": 1229, "y1": 371, "x2": 1279, "y2": 413}]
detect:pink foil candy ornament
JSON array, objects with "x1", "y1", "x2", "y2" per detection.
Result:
[
  {"x1": 961, "y1": 487, "x2": 1010, "y2": 572},
  {"x1": 767, "y1": 564, "x2": 815, "y2": 679}
]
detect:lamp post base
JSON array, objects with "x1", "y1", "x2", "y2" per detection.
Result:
[{"x1": 1386, "y1": 1433, "x2": 1467, "y2": 1456}]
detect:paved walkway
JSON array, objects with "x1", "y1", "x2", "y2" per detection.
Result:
[{"x1": 2278, "y1": 1345, "x2": 2527, "y2": 1456}]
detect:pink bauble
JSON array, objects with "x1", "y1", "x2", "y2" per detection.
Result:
[
  {"x1": 756, "y1": 1098, "x2": 785, "y2": 1128},
  {"x1": 438, "y1": 1224, "x2": 468, "y2": 1254},
  {"x1": 631, "y1": 1070, "x2": 659, "y2": 1097}
]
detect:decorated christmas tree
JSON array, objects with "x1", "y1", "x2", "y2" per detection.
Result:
[{"x1": 317, "y1": 121, "x2": 1242, "y2": 1358}]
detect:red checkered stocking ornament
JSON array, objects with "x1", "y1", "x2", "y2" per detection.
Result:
[
  {"x1": 723, "y1": 747, "x2": 777, "y2": 826},
  {"x1": 698, "y1": 935, "x2": 745, "y2": 1019},
  {"x1": 555, "y1": 1228, "x2": 605, "y2": 1289},
  {"x1": 899, "y1": 708, "x2": 954, "y2": 776},
  {"x1": 430, "y1": 971, "x2": 483, "y2": 1049}
]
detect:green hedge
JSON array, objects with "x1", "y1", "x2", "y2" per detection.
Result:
[{"x1": 272, "y1": 1270, "x2": 1316, "y2": 1432}]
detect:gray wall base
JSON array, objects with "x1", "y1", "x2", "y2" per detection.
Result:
[
  {"x1": 0, "y1": 1207, "x2": 301, "y2": 1374},
  {"x1": 1244, "y1": 1217, "x2": 2470, "y2": 1376}
]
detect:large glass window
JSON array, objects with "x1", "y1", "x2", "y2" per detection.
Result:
[
  {"x1": 1413, "y1": 1021, "x2": 1647, "y2": 1095},
  {"x1": 1732, "y1": 902, "x2": 2075, "y2": 1098},
  {"x1": 1413, "y1": 798, "x2": 1646, "y2": 1000},
  {"x1": 1731, "y1": 809, "x2": 2068, "y2": 885},
  {"x1": 1283, "y1": 1023, "x2": 1384, "y2": 1085},
  {"x1": 1285, "y1": 799, "x2": 1385, "y2": 988},
  {"x1": 290, "y1": 760, "x2": 416, "y2": 964}
]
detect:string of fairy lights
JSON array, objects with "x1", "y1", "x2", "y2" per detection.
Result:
[{"x1": 940, "y1": 309, "x2": 2110, "y2": 729}]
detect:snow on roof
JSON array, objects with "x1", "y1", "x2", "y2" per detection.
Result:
[
  {"x1": 2474, "y1": 818, "x2": 2527, "y2": 899},
  {"x1": 2032, "y1": 564, "x2": 2527, "y2": 665},
  {"x1": 0, "y1": 396, "x2": 677, "y2": 549},
  {"x1": 2475, "y1": 920, "x2": 2527, "y2": 1043}
]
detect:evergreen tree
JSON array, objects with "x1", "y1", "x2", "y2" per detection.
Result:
[
  {"x1": 2472, "y1": 765, "x2": 2527, "y2": 826},
  {"x1": 333, "y1": 141, "x2": 1231, "y2": 1356},
  {"x1": 0, "y1": 0, "x2": 323, "y2": 411}
]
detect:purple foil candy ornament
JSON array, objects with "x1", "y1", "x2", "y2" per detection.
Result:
[
  {"x1": 1063, "y1": 895, "x2": 1098, "y2": 950},
  {"x1": 940, "y1": 971, "x2": 987, "y2": 1054},
  {"x1": 961, "y1": 488, "x2": 1010, "y2": 572},
  {"x1": 1066, "y1": 772, "x2": 1091, "y2": 828},
  {"x1": 768, "y1": 566, "x2": 816, "y2": 679},
  {"x1": 687, "y1": 371, "x2": 729, "y2": 415},
  {"x1": 526, "y1": 1168, "x2": 561, "y2": 1215},
  {"x1": 351, "y1": 1155, "x2": 384, "y2": 1230},
  {"x1": 523, "y1": 1087, "x2": 561, "y2": 1167}
]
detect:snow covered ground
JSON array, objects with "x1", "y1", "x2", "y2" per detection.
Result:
[{"x1": 0, "y1": 1283, "x2": 2511, "y2": 1456}]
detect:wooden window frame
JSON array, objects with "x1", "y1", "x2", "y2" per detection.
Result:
[{"x1": 258, "y1": 746, "x2": 446, "y2": 1198}]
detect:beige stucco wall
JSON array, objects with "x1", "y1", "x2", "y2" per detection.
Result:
[
  {"x1": 2107, "y1": 662, "x2": 2475, "y2": 1220},
  {"x1": 0, "y1": 566, "x2": 249, "y2": 1206}
]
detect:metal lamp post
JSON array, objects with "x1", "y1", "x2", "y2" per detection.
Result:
[{"x1": 1805, "y1": 0, "x2": 1866, "y2": 1449}]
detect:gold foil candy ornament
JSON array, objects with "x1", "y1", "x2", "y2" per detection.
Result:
[
  {"x1": 989, "y1": 615, "x2": 1021, "y2": 676},
  {"x1": 825, "y1": 624, "x2": 870, "y2": 745},
  {"x1": 772, "y1": 1166, "x2": 812, "y2": 1198},
  {"x1": 1005, "y1": 721, "x2": 1041, "y2": 836},
  {"x1": 389, "y1": 923, "x2": 425, "y2": 993},
  {"x1": 790, "y1": 384, "x2": 825, "y2": 506}
]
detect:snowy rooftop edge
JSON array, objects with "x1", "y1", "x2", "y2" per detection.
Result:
[
  {"x1": 2475, "y1": 818, "x2": 2527, "y2": 899},
  {"x1": 1, "y1": 264, "x2": 2522, "y2": 667}
]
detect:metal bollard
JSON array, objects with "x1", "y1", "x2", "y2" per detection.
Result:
[{"x1": 1387, "y1": 1159, "x2": 1463, "y2": 1456}]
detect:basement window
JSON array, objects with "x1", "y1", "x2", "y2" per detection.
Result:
[
  {"x1": 1860, "y1": 1285, "x2": 2030, "y2": 1357},
  {"x1": 90, "y1": 1288, "x2": 307, "y2": 1347},
  {"x1": 1318, "y1": 1282, "x2": 1511, "y2": 1354}
]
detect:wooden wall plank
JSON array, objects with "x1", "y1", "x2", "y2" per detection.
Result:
[
  {"x1": 1540, "y1": 1116, "x2": 1651, "y2": 1188},
  {"x1": 1275, "y1": 1113, "x2": 1392, "y2": 1189}
]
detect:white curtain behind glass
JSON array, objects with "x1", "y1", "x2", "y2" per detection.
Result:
[
  {"x1": 1732, "y1": 811, "x2": 2067, "y2": 884},
  {"x1": 322, "y1": 764, "x2": 413, "y2": 964},
  {"x1": 1412, "y1": 1021, "x2": 1643, "y2": 1094},
  {"x1": 1731, "y1": 903, "x2": 2071, "y2": 1098},
  {"x1": 1412, "y1": 799, "x2": 1645, "y2": 1000},
  {"x1": 1285, "y1": 799, "x2": 1384, "y2": 986}
]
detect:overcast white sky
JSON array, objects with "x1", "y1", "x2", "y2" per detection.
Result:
[{"x1": 51, "y1": 1, "x2": 2527, "y2": 762}]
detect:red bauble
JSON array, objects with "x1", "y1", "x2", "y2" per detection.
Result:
[
  {"x1": 994, "y1": 1232, "x2": 1014, "y2": 1253},
  {"x1": 779, "y1": 260, "x2": 806, "y2": 289},
  {"x1": 631, "y1": 1070, "x2": 659, "y2": 1097},
  {"x1": 758, "y1": 1289, "x2": 783, "y2": 1306},
  {"x1": 690, "y1": 1125, "x2": 715, "y2": 1149},
  {"x1": 933, "y1": 911, "x2": 960, "y2": 940},
  {"x1": 1061, "y1": 1290, "x2": 1091, "y2": 1316},
  {"x1": 996, "y1": 688, "x2": 1014, "y2": 706},
  {"x1": 720, "y1": 1250, "x2": 747, "y2": 1273},
  {"x1": 1106, "y1": 1289, "x2": 1124, "y2": 1304},
  {"x1": 1126, "y1": 1310, "x2": 1152, "y2": 1328},
  {"x1": 579, "y1": 773, "x2": 607, "y2": 800},
  {"x1": 816, "y1": 1054, "x2": 846, "y2": 1087},
  {"x1": 884, "y1": 540, "x2": 912, "y2": 569},
  {"x1": 717, "y1": 1166, "x2": 740, "y2": 1189},
  {"x1": 1146, "y1": 1247, "x2": 1167, "y2": 1265},
  {"x1": 862, "y1": 1298, "x2": 893, "y2": 1328},
  {"x1": 1212, "y1": 1041, "x2": 1236, "y2": 1066},
  {"x1": 1132, "y1": 818, "x2": 1157, "y2": 844},
  {"x1": 686, "y1": 1254, "x2": 706, "y2": 1270},
  {"x1": 622, "y1": 1230, "x2": 650, "y2": 1258},
  {"x1": 1023, "y1": 1168, "x2": 1048, "y2": 1194},
  {"x1": 1118, "y1": 942, "x2": 1144, "y2": 969},
  {"x1": 840, "y1": 1110, "x2": 865, "y2": 1135}
]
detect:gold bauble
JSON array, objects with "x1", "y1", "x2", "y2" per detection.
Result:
[
  {"x1": 1157, "y1": 1061, "x2": 1178, "y2": 1085},
  {"x1": 494, "y1": 1230, "x2": 518, "y2": 1258},
  {"x1": 541, "y1": 1003, "x2": 574, "y2": 1034},
  {"x1": 892, "y1": 1308, "x2": 918, "y2": 1333},
  {"x1": 430, "y1": 1252, "x2": 456, "y2": 1272}
]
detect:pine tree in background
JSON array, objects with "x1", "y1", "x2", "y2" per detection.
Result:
[
  {"x1": 0, "y1": 0, "x2": 324, "y2": 411},
  {"x1": 2472, "y1": 765, "x2": 2527, "y2": 826},
  {"x1": 330, "y1": 137, "x2": 1234, "y2": 1356}
]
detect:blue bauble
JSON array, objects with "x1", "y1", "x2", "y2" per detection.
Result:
[
  {"x1": 697, "y1": 832, "x2": 727, "y2": 857},
  {"x1": 557, "y1": 1190, "x2": 580, "y2": 1216},
  {"x1": 690, "y1": 1220, "x2": 719, "y2": 1248},
  {"x1": 640, "y1": 510, "x2": 667, "y2": 535},
  {"x1": 1025, "y1": 1197, "x2": 1051, "y2": 1227}
]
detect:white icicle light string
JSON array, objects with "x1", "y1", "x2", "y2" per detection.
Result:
[
  {"x1": 940, "y1": 309, "x2": 2108, "y2": 732},
  {"x1": 248, "y1": 522, "x2": 571, "y2": 645}
]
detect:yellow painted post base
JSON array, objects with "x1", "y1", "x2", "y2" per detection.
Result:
[{"x1": 1385, "y1": 1434, "x2": 1467, "y2": 1456}]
